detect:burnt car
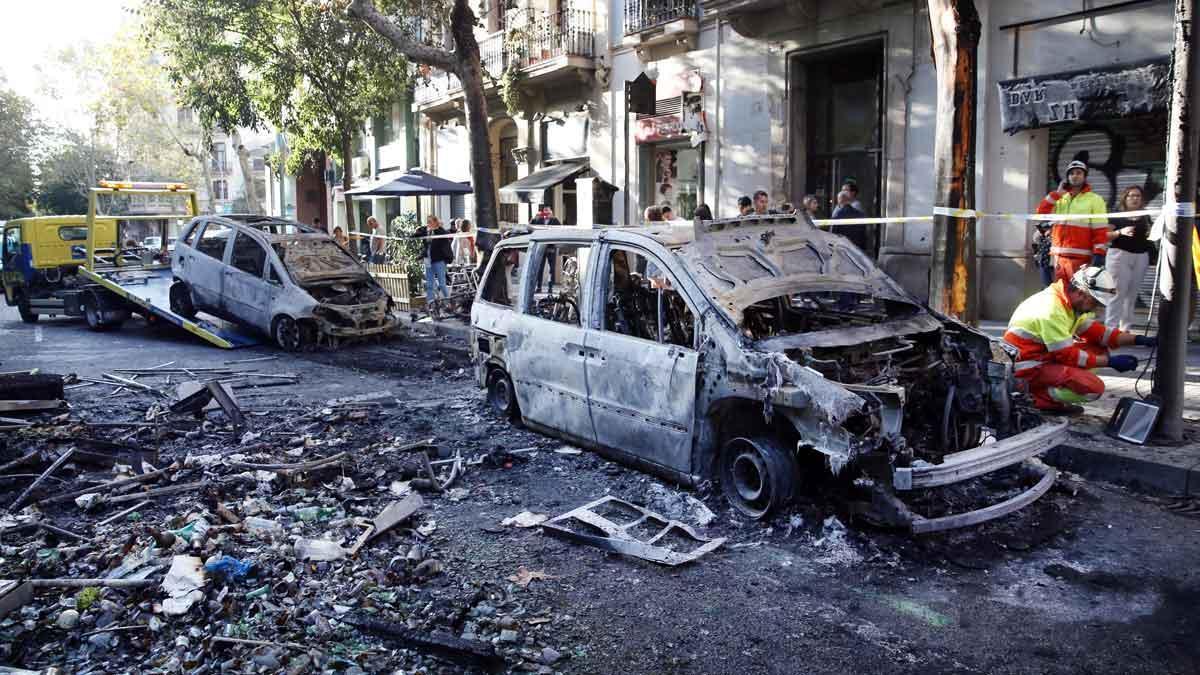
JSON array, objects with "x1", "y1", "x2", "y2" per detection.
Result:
[
  {"x1": 470, "y1": 214, "x2": 1068, "y2": 533},
  {"x1": 170, "y1": 215, "x2": 398, "y2": 350}
]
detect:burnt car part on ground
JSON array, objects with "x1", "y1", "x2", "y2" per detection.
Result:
[
  {"x1": 170, "y1": 216, "x2": 400, "y2": 351},
  {"x1": 470, "y1": 214, "x2": 1069, "y2": 533},
  {"x1": 540, "y1": 496, "x2": 726, "y2": 566}
]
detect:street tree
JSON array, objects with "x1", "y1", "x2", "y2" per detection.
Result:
[
  {"x1": 144, "y1": 0, "x2": 409, "y2": 229},
  {"x1": 347, "y1": 0, "x2": 500, "y2": 248},
  {"x1": 34, "y1": 129, "x2": 120, "y2": 215},
  {"x1": 0, "y1": 84, "x2": 40, "y2": 219}
]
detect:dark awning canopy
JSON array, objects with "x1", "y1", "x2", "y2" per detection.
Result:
[
  {"x1": 997, "y1": 58, "x2": 1171, "y2": 134},
  {"x1": 347, "y1": 168, "x2": 472, "y2": 197},
  {"x1": 498, "y1": 161, "x2": 588, "y2": 204}
]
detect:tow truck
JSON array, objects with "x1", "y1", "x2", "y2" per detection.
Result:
[{"x1": 3, "y1": 181, "x2": 255, "y2": 348}]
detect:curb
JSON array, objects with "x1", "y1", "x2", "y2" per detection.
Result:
[{"x1": 1044, "y1": 443, "x2": 1200, "y2": 498}]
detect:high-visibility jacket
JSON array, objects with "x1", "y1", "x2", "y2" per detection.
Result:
[
  {"x1": 1003, "y1": 280, "x2": 1126, "y2": 376},
  {"x1": 1036, "y1": 183, "x2": 1108, "y2": 258}
]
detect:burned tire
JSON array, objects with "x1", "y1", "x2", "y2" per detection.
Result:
[
  {"x1": 169, "y1": 281, "x2": 197, "y2": 320},
  {"x1": 14, "y1": 292, "x2": 37, "y2": 323},
  {"x1": 272, "y1": 315, "x2": 307, "y2": 352},
  {"x1": 486, "y1": 368, "x2": 519, "y2": 420},
  {"x1": 719, "y1": 436, "x2": 797, "y2": 520}
]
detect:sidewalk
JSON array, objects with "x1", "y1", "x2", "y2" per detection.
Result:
[{"x1": 980, "y1": 319, "x2": 1200, "y2": 496}]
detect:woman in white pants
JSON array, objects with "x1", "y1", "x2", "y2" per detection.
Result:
[{"x1": 1105, "y1": 186, "x2": 1153, "y2": 331}]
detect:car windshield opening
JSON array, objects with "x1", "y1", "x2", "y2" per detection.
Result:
[
  {"x1": 742, "y1": 291, "x2": 919, "y2": 341},
  {"x1": 272, "y1": 239, "x2": 364, "y2": 282}
]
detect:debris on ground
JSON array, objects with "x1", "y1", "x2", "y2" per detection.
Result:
[{"x1": 541, "y1": 496, "x2": 726, "y2": 566}]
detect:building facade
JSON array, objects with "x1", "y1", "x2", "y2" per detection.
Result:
[{"x1": 412, "y1": 0, "x2": 1175, "y2": 320}]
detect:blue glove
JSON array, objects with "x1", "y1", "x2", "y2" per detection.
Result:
[
  {"x1": 1109, "y1": 354, "x2": 1138, "y2": 372},
  {"x1": 1134, "y1": 335, "x2": 1158, "y2": 348},
  {"x1": 1091, "y1": 254, "x2": 1105, "y2": 267}
]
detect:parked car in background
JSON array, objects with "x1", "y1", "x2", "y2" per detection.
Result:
[
  {"x1": 470, "y1": 214, "x2": 1067, "y2": 532},
  {"x1": 170, "y1": 215, "x2": 399, "y2": 350}
]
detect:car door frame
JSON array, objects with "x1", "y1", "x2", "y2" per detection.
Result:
[
  {"x1": 583, "y1": 235, "x2": 703, "y2": 476},
  {"x1": 504, "y1": 234, "x2": 600, "y2": 447},
  {"x1": 220, "y1": 228, "x2": 276, "y2": 333},
  {"x1": 180, "y1": 218, "x2": 235, "y2": 313}
]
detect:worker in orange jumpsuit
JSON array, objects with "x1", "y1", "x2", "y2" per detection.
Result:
[
  {"x1": 1036, "y1": 160, "x2": 1109, "y2": 284},
  {"x1": 1004, "y1": 266, "x2": 1157, "y2": 414}
]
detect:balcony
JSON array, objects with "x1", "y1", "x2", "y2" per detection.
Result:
[
  {"x1": 413, "y1": 9, "x2": 596, "y2": 113},
  {"x1": 622, "y1": 0, "x2": 699, "y2": 58}
]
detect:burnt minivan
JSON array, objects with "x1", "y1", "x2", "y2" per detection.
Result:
[{"x1": 469, "y1": 215, "x2": 1068, "y2": 532}]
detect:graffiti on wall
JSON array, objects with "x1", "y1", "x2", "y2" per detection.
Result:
[{"x1": 1049, "y1": 116, "x2": 1167, "y2": 209}]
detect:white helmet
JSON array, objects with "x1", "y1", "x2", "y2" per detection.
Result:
[
  {"x1": 1066, "y1": 160, "x2": 1089, "y2": 175},
  {"x1": 1072, "y1": 265, "x2": 1117, "y2": 305}
]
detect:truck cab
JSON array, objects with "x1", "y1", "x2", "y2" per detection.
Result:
[{"x1": 2, "y1": 216, "x2": 117, "y2": 322}]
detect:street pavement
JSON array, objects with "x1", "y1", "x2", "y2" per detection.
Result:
[{"x1": 3, "y1": 305, "x2": 1200, "y2": 674}]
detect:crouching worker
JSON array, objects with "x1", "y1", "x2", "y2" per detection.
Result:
[{"x1": 1004, "y1": 267, "x2": 1157, "y2": 414}]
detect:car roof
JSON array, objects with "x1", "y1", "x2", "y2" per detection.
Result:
[
  {"x1": 499, "y1": 224, "x2": 697, "y2": 248},
  {"x1": 202, "y1": 215, "x2": 327, "y2": 242}
]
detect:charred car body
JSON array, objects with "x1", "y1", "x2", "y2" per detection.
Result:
[
  {"x1": 171, "y1": 215, "x2": 398, "y2": 350},
  {"x1": 470, "y1": 214, "x2": 1068, "y2": 533}
]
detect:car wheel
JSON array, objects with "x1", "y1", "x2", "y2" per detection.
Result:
[
  {"x1": 486, "y1": 368, "x2": 519, "y2": 419},
  {"x1": 719, "y1": 436, "x2": 797, "y2": 520},
  {"x1": 82, "y1": 293, "x2": 117, "y2": 332},
  {"x1": 14, "y1": 292, "x2": 37, "y2": 323},
  {"x1": 272, "y1": 315, "x2": 306, "y2": 352},
  {"x1": 169, "y1": 281, "x2": 197, "y2": 320}
]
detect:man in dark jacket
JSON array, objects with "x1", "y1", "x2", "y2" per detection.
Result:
[
  {"x1": 530, "y1": 204, "x2": 562, "y2": 226},
  {"x1": 415, "y1": 215, "x2": 454, "y2": 306},
  {"x1": 830, "y1": 190, "x2": 869, "y2": 252}
]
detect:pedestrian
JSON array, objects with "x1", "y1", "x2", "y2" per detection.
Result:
[
  {"x1": 694, "y1": 203, "x2": 713, "y2": 220},
  {"x1": 1003, "y1": 266, "x2": 1156, "y2": 414},
  {"x1": 1032, "y1": 223, "x2": 1054, "y2": 287},
  {"x1": 753, "y1": 190, "x2": 771, "y2": 215},
  {"x1": 531, "y1": 204, "x2": 562, "y2": 226},
  {"x1": 367, "y1": 216, "x2": 386, "y2": 264},
  {"x1": 737, "y1": 196, "x2": 752, "y2": 216},
  {"x1": 455, "y1": 218, "x2": 477, "y2": 265},
  {"x1": 802, "y1": 194, "x2": 821, "y2": 219},
  {"x1": 831, "y1": 190, "x2": 869, "y2": 252},
  {"x1": 332, "y1": 225, "x2": 349, "y2": 248},
  {"x1": 415, "y1": 215, "x2": 453, "y2": 306},
  {"x1": 1105, "y1": 185, "x2": 1154, "y2": 331},
  {"x1": 312, "y1": 216, "x2": 325, "y2": 233},
  {"x1": 841, "y1": 179, "x2": 864, "y2": 212},
  {"x1": 644, "y1": 205, "x2": 663, "y2": 222},
  {"x1": 660, "y1": 204, "x2": 674, "y2": 221},
  {"x1": 1036, "y1": 159, "x2": 1107, "y2": 283}
]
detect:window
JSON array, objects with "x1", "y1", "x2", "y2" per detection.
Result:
[
  {"x1": 266, "y1": 262, "x2": 282, "y2": 285},
  {"x1": 195, "y1": 221, "x2": 231, "y2": 260},
  {"x1": 177, "y1": 108, "x2": 194, "y2": 125},
  {"x1": 528, "y1": 242, "x2": 591, "y2": 326},
  {"x1": 58, "y1": 226, "x2": 88, "y2": 241},
  {"x1": 3, "y1": 227, "x2": 19, "y2": 259},
  {"x1": 603, "y1": 247, "x2": 695, "y2": 348},
  {"x1": 450, "y1": 194, "x2": 466, "y2": 219},
  {"x1": 481, "y1": 245, "x2": 527, "y2": 307},
  {"x1": 182, "y1": 221, "x2": 202, "y2": 246},
  {"x1": 211, "y1": 143, "x2": 227, "y2": 172},
  {"x1": 212, "y1": 180, "x2": 228, "y2": 201},
  {"x1": 230, "y1": 232, "x2": 266, "y2": 277}
]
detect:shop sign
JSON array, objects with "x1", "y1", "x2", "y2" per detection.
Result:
[{"x1": 997, "y1": 58, "x2": 1170, "y2": 134}]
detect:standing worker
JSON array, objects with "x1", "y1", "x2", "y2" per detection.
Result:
[
  {"x1": 1004, "y1": 266, "x2": 1156, "y2": 414},
  {"x1": 1036, "y1": 159, "x2": 1108, "y2": 283}
]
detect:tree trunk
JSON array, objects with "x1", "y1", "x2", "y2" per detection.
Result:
[
  {"x1": 926, "y1": 0, "x2": 980, "y2": 323},
  {"x1": 232, "y1": 129, "x2": 263, "y2": 215},
  {"x1": 341, "y1": 131, "x2": 356, "y2": 234},
  {"x1": 1153, "y1": 0, "x2": 1199, "y2": 441},
  {"x1": 451, "y1": 0, "x2": 499, "y2": 251}
]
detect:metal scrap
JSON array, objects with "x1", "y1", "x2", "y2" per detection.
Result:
[{"x1": 540, "y1": 496, "x2": 726, "y2": 566}]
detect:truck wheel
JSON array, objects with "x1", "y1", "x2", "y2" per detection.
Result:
[
  {"x1": 14, "y1": 292, "x2": 37, "y2": 323},
  {"x1": 82, "y1": 293, "x2": 120, "y2": 332},
  {"x1": 272, "y1": 315, "x2": 307, "y2": 352},
  {"x1": 719, "y1": 436, "x2": 797, "y2": 520},
  {"x1": 486, "y1": 368, "x2": 519, "y2": 420},
  {"x1": 169, "y1": 281, "x2": 197, "y2": 320}
]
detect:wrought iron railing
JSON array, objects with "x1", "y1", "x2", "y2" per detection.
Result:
[
  {"x1": 624, "y1": 0, "x2": 697, "y2": 35},
  {"x1": 413, "y1": 8, "x2": 594, "y2": 104}
]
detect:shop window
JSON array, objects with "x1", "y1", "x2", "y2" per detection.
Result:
[
  {"x1": 528, "y1": 242, "x2": 591, "y2": 326},
  {"x1": 648, "y1": 145, "x2": 700, "y2": 220},
  {"x1": 603, "y1": 247, "x2": 694, "y2": 348},
  {"x1": 481, "y1": 245, "x2": 527, "y2": 307}
]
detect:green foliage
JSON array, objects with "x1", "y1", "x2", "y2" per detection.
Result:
[
  {"x1": 75, "y1": 587, "x2": 101, "y2": 612},
  {"x1": 390, "y1": 212, "x2": 424, "y2": 289},
  {"x1": 35, "y1": 129, "x2": 120, "y2": 215},
  {"x1": 499, "y1": 67, "x2": 526, "y2": 118},
  {"x1": 0, "y1": 85, "x2": 40, "y2": 219},
  {"x1": 144, "y1": 0, "x2": 410, "y2": 185}
]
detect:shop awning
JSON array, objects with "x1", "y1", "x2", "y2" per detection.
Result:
[
  {"x1": 997, "y1": 58, "x2": 1170, "y2": 134},
  {"x1": 498, "y1": 161, "x2": 588, "y2": 204},
  {"x1": 346, "y1": 168, "x2": 472, "y2": 197}
]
